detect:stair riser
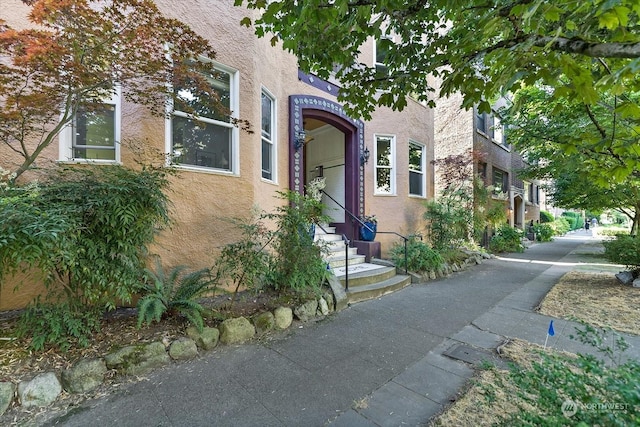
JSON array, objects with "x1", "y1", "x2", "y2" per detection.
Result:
[
  {"x1": 328, "y1": 256, "x2": 366, "y2": 268},
  {"x1": 346, "y1": 276, "x2": 412, "y2": 304},
  {"x1": 339, "y1": 267, "x2": 397, "y2": 288}
]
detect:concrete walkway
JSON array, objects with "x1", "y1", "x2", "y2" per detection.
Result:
[{"x1": 46, "y1": 232, "x2": 639, "y2": 427}]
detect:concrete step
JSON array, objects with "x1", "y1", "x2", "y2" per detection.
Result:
[
  {"x1": 337, "y1": 266, "x2": 398, "y2": 288},
  {"x1": 327, "y1": 254, "x2": 366, "y2": 268},
  {"x1": 346, "y1": 274, "x2": 412, "y2": 304},
  {"x1": 315, "y1": 225, "x2": 336, "y2": 235},
  {"x1": 315, "y1": 233, "x2": 344, "y2": 243}
]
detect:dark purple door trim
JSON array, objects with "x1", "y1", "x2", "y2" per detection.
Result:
[{"x1": 289, "y1": 95, "x2": 365, "y2": 241}]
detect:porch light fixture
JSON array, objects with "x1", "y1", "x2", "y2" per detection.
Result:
[
  {"x1": 360, "y1": 147, "x2": 370, "y2": 165},
  {"x1": 294, "y1": 130, "x2": 306, "y2": 151}
]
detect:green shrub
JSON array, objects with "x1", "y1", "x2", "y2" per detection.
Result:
[
  {"x1": 562, "y1": 211, "x2": 583, "y2": 230},
  {"x1": 495, "y1": 324, "x2": 638, "y2": 426},
  {"x1": 264, "y1": 190, "x2": 330, "y2": 294},
  {"x1": 602, "y1": 234, "x2": 640, "y2": 269},
  {"x1": 16, "y1": 300, "x2": 103, "y2": 352},
  {"x1": 137, "y1": 262, "x2": 215, "y2": 332},
  {"x1": 390, "y1": 237, "x2": 444, "y2": 273},
  {"x1": 488, "y1": 225, "x2": 524, "y2": 253},
  {"x1": 539, "y1": 210, "x2": 554, "y2": 223},
  {"x1": 424, "y1": 198, "x2": 472, "y2": 250},
  {"x1": 552, "y1": 217, "x2": 571, "y2": 235},
  {"x1": 0, "y1": 165, "x2": 172, "y2": 350},
  {"x1": 215, "y1": 212, "x2": 273, "y2": 305},
  {"x1": 533, "y1": 223, "x2": 554, "y2": 242}
]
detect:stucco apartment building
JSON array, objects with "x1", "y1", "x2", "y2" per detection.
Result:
[
  {"x1": 434, "y1": 86, "x2": 542, "y2": 232},
  {"x1": 1, "y1": 1, "x2": 436, "y2": 309}
]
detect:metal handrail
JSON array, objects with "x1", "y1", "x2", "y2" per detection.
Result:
[{"x1": 320, "y1": 189, "x2": 410, "y2": 275}]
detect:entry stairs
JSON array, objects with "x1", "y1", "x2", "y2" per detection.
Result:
[{"x1": 315, "y1": 225, "x2": 412, "y2": 304}]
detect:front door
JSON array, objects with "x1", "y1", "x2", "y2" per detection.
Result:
[{"x1": 289, "y1": 95, "x2": 365, "y2": 241}]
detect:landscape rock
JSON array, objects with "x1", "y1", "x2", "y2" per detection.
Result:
[
  {"x1": 17, "y1": 372, "x2": 61, "y2": 408},
  {"x1": 104, "y1": 342, "x2": 170, "y2": 376},
  {"x1": 0, "y1": 382, "x2": 15, "y2": 416},
  {"x1": 294, "y1": 299, "x2": 318, "y2": 322},
  {"x1": 169, "y1": 337, "x2": 198, "y2": 360},
  {"x1": 317, "y1": 297, "x2": 330, "y2": 316},
  {"x1": 252, "y1": 311, "x2": 275, "y2": 335},
  {"x1": 219, "y1": 317, "x2": 255, "y2": 345},
  {"x1": 274, "y1": 307, "x2": 293, "y2": 330},
  {"x1": 322, "y1": 290, "x2": 335, "y2": 312},
  {"x1": 616, "y1": 271, "x2": 635, "y2": 286},
  {"x1": 428, "y1": 270, "x2": 437, "y2": 280},
  {"x1": 186, "y1": 326, "x2": 220, "y2": 350},
  {"x1": 633, "y1": 278, "x2": 640, "y2": 288},
  {"x1": 61, "y1": 358, "x2": 107, "y2": 394}
]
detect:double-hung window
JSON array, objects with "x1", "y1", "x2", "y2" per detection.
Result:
[
  {"x1": 476, "y1": 108, "x2": 486, "y2": 134},
  {"x1": 59, "y1": 89, "x2": 121, "y2": 162},
  {"x1": 261, "y1": 89, "x2": 276, "y2": 181},
  {"x1": 374, "y1": 134, "x2": 395, "y2": 195},
  {"x1": 374, "y1": 35, "x2": 393, "y2": 79},
  {"x1": 409, "y1": 141, "x2": 426, "y2": 197},
  {"x1": 492, "y1": 168, "x2": 508, "y2": 194},
  {"x1": 169, "y1": 61, "x2": 239, "y2": 173}
]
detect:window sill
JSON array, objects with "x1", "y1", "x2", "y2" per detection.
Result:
[
  {"x1": 260, "y1": 177, "x2": 278, "y2": 186},
  {"x1": 373, "y1": 192, "x2": 397, "y2": 197},
  {"x1": 409, "y1": 194, "x2": 427, "y2": 199},
  {"x1": 173, "y1": 164, "x2": 238, "y2": 177},
  {"x1": 491, "y1": 139, "x2": 511, "y2": 152},
  {"x1": 57, "y1": 159, "x2": 121, "y2": 165}
]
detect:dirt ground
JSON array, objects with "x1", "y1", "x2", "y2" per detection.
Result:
[
  {"x1": 0, "y1": 288, "x2": 305, "y2": 425},
  {"x1": 429, "y1": 270, "x2": 639, "y2": 426}
]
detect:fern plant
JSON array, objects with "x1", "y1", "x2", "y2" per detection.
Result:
[{"x1": 136, "y1": 261, "x2": 215, "y2": 332}]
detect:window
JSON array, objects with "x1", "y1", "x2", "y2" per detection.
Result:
[
  {"x1": 374, "y1": 36, "x2": 393, "y2": 79},
  {"x1": 374, "y1": 134, "x2": 395, "y2": 195},
  {"x1": 59, "y1": 89, "x2": 121, "y2": 162},
  {"x1": 492, "y1": 115, "x2": 504, "y2": 145},
  {"x1": 492, "y1": 168, "x2": 508, "y2": 194},
  {"x1": 409, "y1": 141, "x2": 425, "y2": 197},
  {"x1": 169, "y1": 61, "x2": 239, "y2": 173},
  {"x1": 261, "y1": 89, "x2": 276, "y2": 181},
  {"x1": 476, "y1": 108, "x2": 486, "y2": 134}
]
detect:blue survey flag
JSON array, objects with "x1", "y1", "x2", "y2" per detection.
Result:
[{"x1": 548, "y1": 320, "x2": 555, "y2": 336}]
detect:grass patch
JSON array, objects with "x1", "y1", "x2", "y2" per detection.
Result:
[{"x1": 538, "y1": 271, "x2": 640, "y2": 335}]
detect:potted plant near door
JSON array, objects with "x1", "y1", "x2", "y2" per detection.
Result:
[{"x1": 359, "y1": 214, "x2": 377, "y2": 241}]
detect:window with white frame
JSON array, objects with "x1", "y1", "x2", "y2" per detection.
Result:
[
  {"x1": 169, "y1": 61, "x2": 239, "y2": 172},
  {"x1": 59, "y1": 89, "x2": 121, "y2": 162},
  {"x1": 374, "y1": 134, "x2": 395, "y2": 195},
  {"x1": 493, "y1": 115, "x2": 504, "y2": 145},
  {"x1": 409, "y1": 141, "x2": 426, "y2": 197},
  {"x1": 261, "y1": 89, "x2": 276, "y2": 181},
  {"x1": 374, "y1": 35, "x2": 393, "y2": 79}
]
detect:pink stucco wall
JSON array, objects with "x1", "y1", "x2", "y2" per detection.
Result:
[{"x1": 0, "y1": 0, "x2": 434, "y2": 309}]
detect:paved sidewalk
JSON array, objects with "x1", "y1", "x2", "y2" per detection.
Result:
[{"x1": 46, "y1": 233, "x2": 636, "y2": 427}]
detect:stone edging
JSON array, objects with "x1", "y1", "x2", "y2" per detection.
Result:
[{"x1": 0, "y1": 290, "x2": 340, "y2": 419}]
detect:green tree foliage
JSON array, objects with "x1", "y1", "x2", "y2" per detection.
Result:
[
  {"x1": 0, "y1": 0, "x2": 240, "y2": 180},
  {"x1": 1, "y1": 165, "x2": 171, "y2": 350},
  {"x1": 502, "y1": 85, "x2": 640, "y2": 233},
  {"x1": 237, "y1": 0, "x2": 640, "y2": 128}
]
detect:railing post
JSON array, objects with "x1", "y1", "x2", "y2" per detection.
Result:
[{"x1": 344, "y1": 236, "x2": 349, "y2": 292}]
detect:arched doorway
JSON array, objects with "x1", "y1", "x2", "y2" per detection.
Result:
[{"x1": 289, "y1": 95, "x2": 365, "y2": 241}]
